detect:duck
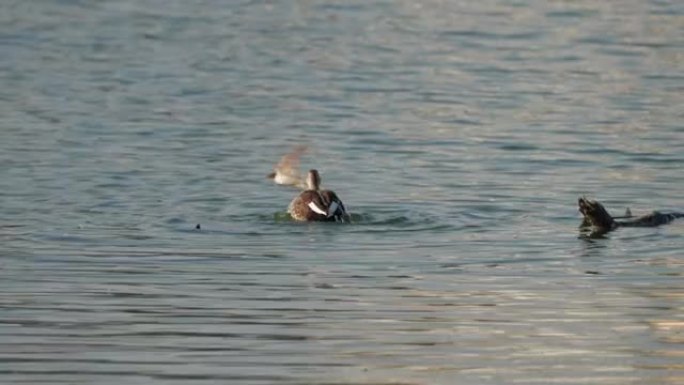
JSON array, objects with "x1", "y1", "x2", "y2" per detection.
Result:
[
  {"x1": 267, "y1": 145, "x2": 308, "y2": 189},
  {"x1": 288, "y1": 169, "x2": 349, "y2": 222}
]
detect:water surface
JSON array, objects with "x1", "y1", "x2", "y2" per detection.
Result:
[{"x1": 1, "y1": 1, "x2": 683, "y2": 384}]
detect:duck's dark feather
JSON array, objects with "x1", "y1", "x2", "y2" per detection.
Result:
[{"x1": 288, "y1": 189, "x2": 349, "y2": 222}]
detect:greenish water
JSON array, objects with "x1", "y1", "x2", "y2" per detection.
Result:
[{"x1": 1, "y1": 1, "x2": 683, "y2": 384}]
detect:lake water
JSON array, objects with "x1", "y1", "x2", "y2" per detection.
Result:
[{"x1": 1, "y1": 1, "x2": 683, "y2": 384}]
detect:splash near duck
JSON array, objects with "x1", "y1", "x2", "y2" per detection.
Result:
[
  {"x1": 267, "y1": 145, "x2": 308, "y2": 189},
  {"x1": 578, "y1": 196, "x2": 683, "y2": 235}
]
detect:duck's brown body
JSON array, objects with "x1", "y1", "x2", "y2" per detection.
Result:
[{"x1": 287, "y1": 170, "x2": 349, "y2": 222}]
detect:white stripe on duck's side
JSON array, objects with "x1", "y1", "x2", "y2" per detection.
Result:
[{"x1": 307, "y1": 201, "x2": 328, "y2": 216}]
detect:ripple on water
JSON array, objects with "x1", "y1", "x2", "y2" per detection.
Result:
[{"x1": 2, "y1": 0, "x2": 684, "y2": 384}]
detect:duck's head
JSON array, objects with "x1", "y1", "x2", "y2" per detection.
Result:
[{"x1": 306, "y1": 169, "x2": 321, "y2": 190}]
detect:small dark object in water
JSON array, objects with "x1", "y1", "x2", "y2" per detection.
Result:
[
  {"x1": 195, "y1": 224, "x2": 201, "y2": 230},
  {"x1": 578, "y1": 196, "x2": 683, "y2": 235}
]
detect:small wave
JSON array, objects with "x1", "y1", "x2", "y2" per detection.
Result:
[{"x1": 262, "y1": 210, "x2": 456, "y2": 233}]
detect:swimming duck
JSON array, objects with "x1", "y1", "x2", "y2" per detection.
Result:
[
  {"x1": 288, "y1": 169, "x2": 349, "y2": 222},
  {"x1": 267, "y1": 145, "x2": 308, "y2": 189}
]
